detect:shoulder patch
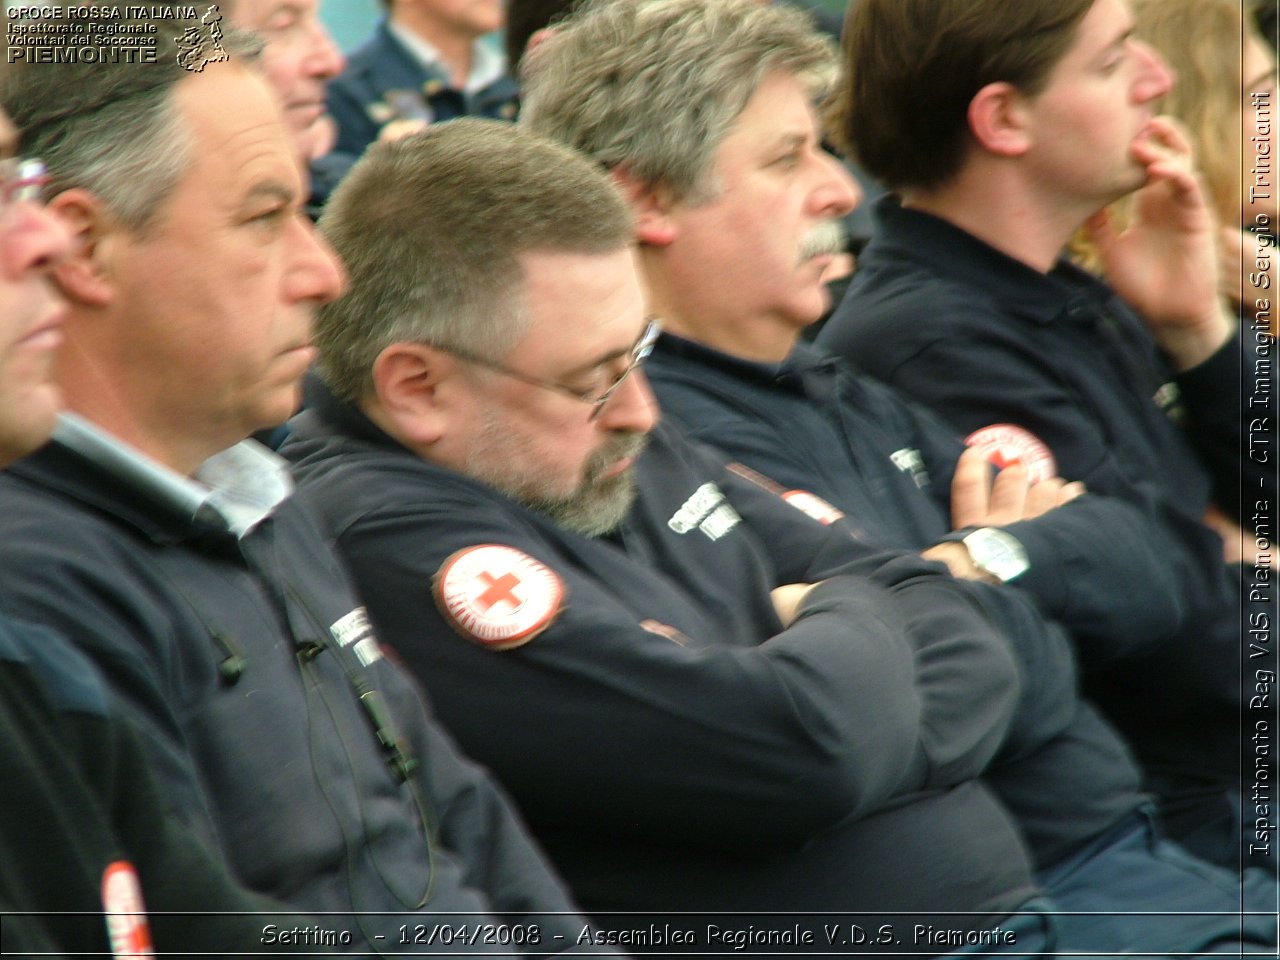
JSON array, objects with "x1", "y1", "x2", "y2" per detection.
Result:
[
  {"x1": 433, "y1": 545, "x2": 565, "y2": 651},
  {"x1": 102, "y1": 861, "x2": 155, "y2": 959},
  {"x1": 964, "y1": 424, "x2": 1057, "y2": 483},
  {"x1": 781, "y1": 489, "x2": 845, "y2": 525}
]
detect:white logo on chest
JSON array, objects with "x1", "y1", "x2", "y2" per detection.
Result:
[{"x1": 668, "y1": 483, "x2": 742, "y2": 541}]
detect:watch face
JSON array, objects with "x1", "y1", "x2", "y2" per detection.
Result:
[{"x1": 964, "y1": 528, "x2": 1030, "y2": 583}]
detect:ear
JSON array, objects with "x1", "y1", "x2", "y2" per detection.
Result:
[
  {"x1": 369, "y1": 342, "x2": 454, "y2": 447},
  {"x1": 610, "y1": 167, "x2": 677, "y2": 247},
  {"x1": 45, "y1": 188, "x2": 121, "y2": 307},
  {"x1": 524, "y1": 26, "x2": 555, "y2": 59},
  {"x1": 967, "y1": 81, "x2": 1032, "y2": 158}
]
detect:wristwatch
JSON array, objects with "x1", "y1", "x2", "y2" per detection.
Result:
[{"x1": 961, "y1": 528, "x2": 1030, "y2": 583}]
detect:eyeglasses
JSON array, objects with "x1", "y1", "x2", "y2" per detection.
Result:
[
  {"x1": 1, "y1": 158, "x2": 49, "y2": 209},
  {"x1": 438, "y1": 319, "x2": 661, "y2": 421}
]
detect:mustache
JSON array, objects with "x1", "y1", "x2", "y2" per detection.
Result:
[{"x1": 799, "y1": 219, "x2": 847, "y2": 262}]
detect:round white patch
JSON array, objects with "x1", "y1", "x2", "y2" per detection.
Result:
[
  {"x1": 101, "y1": 861, "x2": 155, "y2": 958},
  {"x1": 964, "y1": 424, "x2": 1058, "y2": 484},
  {"x1": 782, "y1": 490, "x2": 845, "y2": 525},
  {"x1": 434, "y1": 545, "x2": 565, "y2": 650}
]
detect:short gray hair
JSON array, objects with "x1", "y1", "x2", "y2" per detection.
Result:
[
  {"x1": 521, "y1": 0, "x2": 837, "y2": 204},
  {"x1": 315, "y1": 118, "x2": 635, "y2": 402},
  {"x1": 2, "y1": 15, "x2": 261, "y2": 232}
]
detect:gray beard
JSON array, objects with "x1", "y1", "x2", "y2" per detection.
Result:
[{"x1": 465, "y1": 410, "x2": 648, "y2": 538}]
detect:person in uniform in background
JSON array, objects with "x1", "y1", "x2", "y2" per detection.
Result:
[
  {"x1": 326, "y1": 0, "x2": 519, "y2": 168},
  {"x1": 219, "y1": 0, "x2": 349, "y2": 209},
  {"x1": 223, "y1": 0, "x2": 345, "y2": 165}
]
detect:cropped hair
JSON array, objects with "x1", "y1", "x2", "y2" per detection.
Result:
[
  {"x1": 2, "y1": 14, "x2": 260, "y2": 233},
  {"x1": 829, "y1": 0, "x2": 1093, "y2": 192},
  {"x1": 520, "y1": 0, "x2": 837, "y2": 204},
  {"x1": 315, "y1": 118, "x2": 635, "y2": 402}
]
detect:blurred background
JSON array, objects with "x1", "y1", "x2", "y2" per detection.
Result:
[{"x1": 318, "y1": 0, "x2": 849, "y2": 51}]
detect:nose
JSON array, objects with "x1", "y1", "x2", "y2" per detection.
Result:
[
  {"x1": 1131, "y1": 39, "x2": 1174, "y2": 103},
  {"x1": 303, "y1": 20, "x2": 346, "y2": 80},
  {"x1": 812, "y1": 152, "x2": 861, "y2": 220},
  {"x1": 286, "y1": 215, "x2": 347, "y2": 305},
  {"x1": 597, "y1": 366, "x2": 659, "y2": 435},
  {"x1": 1, "y1": 201, "x2": 73, "y2": 281}
]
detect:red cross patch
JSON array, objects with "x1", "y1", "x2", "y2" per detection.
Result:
[
  {"x1": 964, "y1": 424, "x2": 1058, "y2": 484},
  {"x1": 101, "y1": 861, "x2": 155, "y2": 958},
  {"x1": 434, "y1": 544, "x2": 565, "y2": 650}
]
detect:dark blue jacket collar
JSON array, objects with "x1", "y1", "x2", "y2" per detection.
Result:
[
  {"x1": 866, "y1": 195, "x2": 1120, "y2": 327},
  {"x1": 653, "y1": 330, "x2": 840, "y2": 394}
]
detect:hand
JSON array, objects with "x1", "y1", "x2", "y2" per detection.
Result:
[
  {"x1": 1203, "y1": 504, "x2": 1275, "y2": 568},
  {"x1": 771, "y1": 582, "x2": 818, "y2": 627},
  {"x1": 1219, "y1": 225, "x2": 1249, "y2": 304},
  {"x1": 920, "y1": 541, "x2": 997, "y2": 583},
  {"x1": 1086, "y1": 117, "x2": 1234, "y2": 370},
  {"x1": 949, "y1": 447, "x2": 1085, "y2": 529},
  {"x1": 378, "y1": 118, "x2": 431, "y2": 143},
  {"x1": 820, "y1": 252, "x2": 856, "y2": 285},
  {"x1": 299, "y1": 115, "x2": 337, "y2": 162}
]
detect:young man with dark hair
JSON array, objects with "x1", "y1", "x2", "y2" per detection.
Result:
[{"x1": 818, "y1": 0, "x2": 1274, "y2": 872}]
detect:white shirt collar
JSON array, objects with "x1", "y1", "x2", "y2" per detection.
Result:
[
  {"x1": 386, "y1": 20, "x2": 506, "y2": 94},
  {"x1": 53, "y1": 413, "x2": 294, "y2": 538}
]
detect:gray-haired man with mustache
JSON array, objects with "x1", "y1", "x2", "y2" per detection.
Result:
[{"x1": 521, "y1": 0, "x2": 1278, "y2": 953}]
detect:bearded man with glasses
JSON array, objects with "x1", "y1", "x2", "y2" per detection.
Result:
[{"x1": 283, "y1": 117, "x2": 1085, "y2": 949}]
